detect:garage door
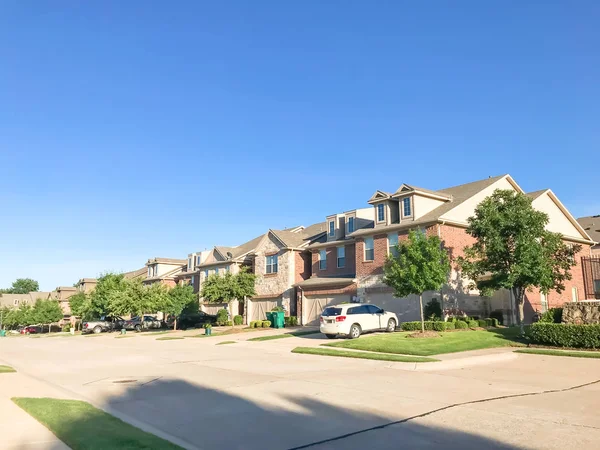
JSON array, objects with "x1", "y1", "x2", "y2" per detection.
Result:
[
  {"x1": 202, "y1": 303, "x2": 228, "y2": 315},
  {"x1": 364, "y1": 292, "x2": 421, "y2": 323},
  {"x1": 303, "y1": 294, "x2": 350, "y2": 326},
  {"x1": 250, "y1": 298, "x2": 281, "y2": 322}
]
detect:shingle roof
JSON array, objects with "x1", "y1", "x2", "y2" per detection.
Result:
[
  {"x1": 294, "y1": 276, "x2": 356, "y2": 288},
  {"x1": 577, "y1": 215, "x2": 600, "y2": 244},
  {"x1": 526, "y1": 189, "x2": 548, "y2": 200},
  {"x1": 146, "y1": 257, "x2": 187, "y2": 266},
  {"x1": 271, "y1": 222, "x2": 326, "y2": 248},
  {"x1": 123, "y1": 268, "x2": 147, "y2": 280}
]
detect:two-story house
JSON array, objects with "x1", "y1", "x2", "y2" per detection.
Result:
[
  {"x1": 346, "y1": 174, "x2": 594, "y2": 324},
  {"x1": 174, "y1": 250, "x2": 213, "y2": 292},
  {"x1": 75, "y1": 278, "x2": 98, "y2": 293},
  {"x1": 294, "y1": 209, "x2": 371, "y2": 325},
  {"x1": 247, "y1": 223, "x2": 326, "y2": 323},
  {"x1": 144, "y1": 258, "x2": 187, "y2": 288}
]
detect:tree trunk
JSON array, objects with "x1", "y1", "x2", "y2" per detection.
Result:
[
  {"x1": 173, "y1": 317, "x2": 177, "y2": 331},
  {"x1": 419, "y1": 294, "x2": 425, "y2": 333},
  {"x1": 513, "y1": 287, "x2": 525, "y2": 335}
]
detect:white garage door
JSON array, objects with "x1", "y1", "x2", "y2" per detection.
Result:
[
  {"x1": 202, "y1": 303, "x2": 228, "y2": 316},
  {"x1": 303, "y1": 294, "x2": 350, "y2": 326},
  {"x1": 250, "y1": 298, "x2": 281, "y2": 322},
  {"x1": 364, "y1": 292, "x2": 422, "y2": 323}
]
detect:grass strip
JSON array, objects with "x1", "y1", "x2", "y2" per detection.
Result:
[
  {"x1": 248, "y1": 330, "x2": 320, "y2": 342},
  {"x1": 12, "y1": 398, "x2": 182, "y2": 449},
  {"x1": 115, "y1": 335, "x2": 134, "y2": 339},
  {"x1": 515, "y1": 348, "x2": 600, "y2": 359},
  {"x1": 156, "y1": 337, "x2": 184, "y2": 341},
  {"x1": 292, "y1": 347, "x2": 438, "y2": 362},
  {"x1": 0, "y1": 365, "x2": 16, "y2": 373},
  {"x1": 216, "y1": 340, "x2": 236, "y2": 345}
]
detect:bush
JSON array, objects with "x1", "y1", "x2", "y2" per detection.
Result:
[
  {"x1": 271, "y1": 306, "x2": 284, "y2": 312},
  {"x1": 62, "y1": 324, "x2": 71, "y2": 332},
  {"x1": 468, "y1": 319, "x2": 478, "y2": 328},
  {"x1": 538, "y1": 308, "x2": 563, "y2": 324},
  {"x1": 262, "y1": 320, "x2": 271, "y2": 328},
  {"x1": 487, "y1": 318, "x2": 499, "y2": 327},
  {"x1": 444, "y1": 321, "x2": 455, "y2": 330},
  {"x1": 455, "y1": 321, "x2": 468, "y2": 329},
  {"x1": 216, "y1": 309, "x2": 229, "y2": 326},
  {"x1": 424, "y1": 298, "x2": 442, "y2": 320},
  {"x1": 477, "y1": 319, "x2": 488, "y2": 328},
  {"x1": 529, "y1": 323, "x2": 600, "y2": 349},
  {"x1": 233, "y1": 315, "x2": 243, "y2": 326},
  {"x1": 401, "y1": 321, "x2": 451, "y2": 332},
  {"x1": 249, "y1": 321, "x2": 257, "y2": 328},
  {"x1": 490, "y1": 310, "x2": 504, "y2": 326},
  {"x1": 284, "y1": 316, "x2": 298, "y2": 327},
  {"x1": 225, "y1": 321, "x2": 233, "y2": 327}
]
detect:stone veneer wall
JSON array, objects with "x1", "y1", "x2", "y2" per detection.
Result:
[{"x1": 562, "y1": 301, "x2": 600, "y2": 324}]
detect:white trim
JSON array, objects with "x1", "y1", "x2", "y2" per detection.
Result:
[
  {"x1": 336, "y1": 246, "x2": 345, "y2": 268},
  {"x1": 376, "y1": 203, "x2": 386, "y2": 223},
  {"x1": 319, "y1": 249, "x2": 327, "y2": 270}
]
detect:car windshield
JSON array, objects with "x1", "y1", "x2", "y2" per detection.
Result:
[{"x1": 322, "y1": 307, "x2": 343, "y2": 317}]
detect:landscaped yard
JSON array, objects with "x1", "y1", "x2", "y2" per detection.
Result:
[
  {"x1": 324, "y1": 328, "x2": 526, "y2": 356},
  {"x1": 12, "y1": 398, "x2": 182, "y2": 450}
]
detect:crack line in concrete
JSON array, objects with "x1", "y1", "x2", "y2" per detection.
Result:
[{"x1": 287, "y1": 378, "x2": 600, "y2": 450}]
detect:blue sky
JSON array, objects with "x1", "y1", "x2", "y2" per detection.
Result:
[{"x1": 1, "y1": 1, "x2": 598, "y2": 291}]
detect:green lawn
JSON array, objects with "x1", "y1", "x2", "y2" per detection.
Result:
[
  {"x1": 216, "y1": 340, "x2": 236, "y2": 345},
  {"x1": 156, "y1": 336, "x2": 184, "y2": 341},
  {"x1": 0, "y1": 365, "x2": 16, "y2": 373},
  {"x1": 247, "y1": 330, "x2": 320, "y2": 342},
  {"x1": 12, "y1": 398, "x2": 182, "y2": 450},
  {"x1": 292, "y1": 347, "x2": 438, "y2": 362},
  {"x1": 515, "y1": 348, "x2": 600, "y2": 359},
  {"x1": 324, "y1": 328, "x2": 525, "y2": 356}
]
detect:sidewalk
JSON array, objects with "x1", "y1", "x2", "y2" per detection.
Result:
[{"x1": 0, "y1": 369, "x2": 70, "y2": 449}]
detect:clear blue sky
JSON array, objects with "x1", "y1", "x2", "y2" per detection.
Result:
[{"x1": 1, "y1": 1, "x2": 598, "y2": 291}]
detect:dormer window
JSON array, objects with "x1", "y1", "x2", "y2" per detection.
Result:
[
  {"x1": 377, "y1": 204, "x2": 385, "y2": 222},
  {"x1": 347, "y1": 217, "x2": 355, "y2": 233},
  {"x1": 402, "y1": 197, "x2": 412, "y2": 217},
  {"x1": 188, "y1": 258, "x2": 193, "y2": 270},
  {"x1": 328, "y1": 220, "x2": 335, "y2": 237},
  {"x1": 196, "y1": 255, "x2": 201, "y2": 266}
]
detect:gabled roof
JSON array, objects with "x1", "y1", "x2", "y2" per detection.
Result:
[
  {"x1": 123, "y1": 267, "x2": 147, "y2": 280},
  {"x1": 577, "y1": 215, "x2": 600, "y2": 244},
  {"x1": 146, "y1": 257, "x2": 187, "y2": 266},
  {"x1": 269, "y1": 222, "x2": 326, "y2": 248},
  {"x1": 367, "y1": 190, "x2": 392, "y2": 204},
  {"x1": 526, "y1": 189, "x2": 548, "y2": 200}
]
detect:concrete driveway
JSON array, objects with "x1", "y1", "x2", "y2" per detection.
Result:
[{"x1": 1, "y1": 329, "x2": 599, "y2": 450}]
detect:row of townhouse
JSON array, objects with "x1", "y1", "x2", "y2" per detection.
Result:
[
  {"x1": 138, "y1": 173, "x2": 598, "y2": 327},
  {"x1": 15, "y1": 174, "x2": 595, "y2": 326}
]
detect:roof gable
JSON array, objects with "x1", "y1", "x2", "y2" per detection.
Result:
[{"x1": 367, "y1": 190, "x2": 391, "y2": 203}]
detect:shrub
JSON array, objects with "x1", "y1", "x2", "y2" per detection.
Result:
[
  {"x1": 271, "y1": 306, "x2": 284, "y2": 312},
  {"x1": 454, "y1": 321, "x2": 468, "y2": 329},
  {"x1": 444, "y1": 321, "x2": 455, "y2": 330},
  {"x1": 216, "y1": 309, "x2": 229, "y2": 326},
  {"x1": 233, "y1": 315, "x2": 243, "y2": 326},
  {"x1": 262, "y1": 320, "x2": 271, "y2": 328},
  {"x1": 401, "y1": 321, "x2": 451, "y2": 332},
  {"x1": 468, "y1": 320, "x2": 478, "y2": 328},
  {"x1": 284, "y1": 316, "x2": 298, "y2": 327},
  {"x1": 62, "y1": 324, "x2": 71, "y2": 332},
  {"x1": 529, "y1": 323, "x2": 600, "y2": 349},
  {"x1": 225, "y1": 321, "x2": 233, "y2": 327},
  {"x1": 249, "y1": 321, "x2": 257, "y2": 328},
  {"x1": 538, "y1": 308, "x2": 563, "y2": 324},
  {"x1": 424, "y1": 298, "x2": 442, "y2": 320},
  {"x1": 477, "y1": 319, "x2": 488, "y2": 328},
  {"x1": 490, "y1": 310, "x2": 504, "y2": 326}
]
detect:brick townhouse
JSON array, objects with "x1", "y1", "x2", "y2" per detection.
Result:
[{"x1": 296, "y1": 174, "x2": 594, "y2": 325}]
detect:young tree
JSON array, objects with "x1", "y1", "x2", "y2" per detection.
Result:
[
  {"x1": 165, "y1": 284, "x2": 197, "y2": 330},
  {"x1": 457, "y1": 190, "x2": 580, "y2": 333},
  {"x1": 32, "y1": 299, "x2": 64, "y2": 333},
  {"x1": 90, "y1": 273, "x2": 128, "y2": 317},
  {"x1": 69, "y1": 292, "x2": 91, "y2": 319},
  {"x1": 0, "y1": 278, "x2": 40, "y2": 294},
  {"x1": 383, "y1": 230, "x2": 451, "y2": 333}
]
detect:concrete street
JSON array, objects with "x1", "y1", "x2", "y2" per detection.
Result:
[{"x1": 1, "y1": 328, "x2": 599, "y2": 449}]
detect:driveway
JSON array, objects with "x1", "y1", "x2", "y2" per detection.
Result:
[{"x1": 1, "y1": 329, "x2": 599, "y2": 449}]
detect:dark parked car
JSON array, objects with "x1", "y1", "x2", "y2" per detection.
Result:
[
  {"x1": 20, "y1": 325, "x2": 41, "y2": 335},
  {"x1": 124, "y1": 315, "x2": 165, "y2": 332},
  {"x1": 166, "y1": 311, "x2": 217, "y2": 330},
  {"x1": 82, "y1": 316, "x2": 125, "y2": 334}
]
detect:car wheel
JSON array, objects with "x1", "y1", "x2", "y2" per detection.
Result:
[
  {"x1": 348, "y1": 324, "x2": 361, "y2": 339},
  {"x1": 386, "y1": 319, "x2": 397, "y2": 332},
  {"x1": 93, "y1": 326, "x2": 102, "y2": 334},
  {"x1": 325, "y1": 334, "x2": 337, "y2": 339},
  {"x1": 135, "y1": 324, "x2": 142, "y2": 332}
]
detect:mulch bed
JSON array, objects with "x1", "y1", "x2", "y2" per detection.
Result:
[{"x1": 406, "y1": 331, "x2": 441, "y2": 339}]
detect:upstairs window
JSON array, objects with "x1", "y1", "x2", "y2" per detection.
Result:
[
  {"x1": 205, "y1": 269, "x2": 209, "y2": 279},
  {"x1": 377, "y1": 204, "x2": 385, "y2": 222},
  {"x1": 364, "y1": 237, "x2": 374, "y2": 261},
  {"x1": 148, "y1": 267, "x2": 152, "y2": 278},
  {"x1": 337, "y1": 246, "x2": 345, "y2": 268},
  {"x1": 388, "y1": 233, "x2": 399, "y2": 257},
  {"x1": 196, "y1": 255, "x2": 202, "y2": 266},
  {"x1": 319, "y1": 249, "x2": 327, "y2": 270},
  {"x1": 188, "y1": 258, "x2": 193, "y2": 270},
  {"x1": 266, "y1": 255, "x2": 278, "y2": 274},
  {"x1": 329, "y1": 220, "x2": 335, "y2": 237},
  {"x1": 403, "y1": 197, "x2": 412, "y2": 217},
  {"x1": 191, "y1": 275, "x2": 195, "y2": 286},
  {"x1": 347, "y1": 217, "x2": 355, "y2": 233}
]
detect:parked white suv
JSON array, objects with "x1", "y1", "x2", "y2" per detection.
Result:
[{"x1": 319, "y1": 304, "x2": 398, "y2": 339}]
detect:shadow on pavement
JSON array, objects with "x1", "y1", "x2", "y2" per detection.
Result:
[{"x1": 36, "y1": 378, "x2": 518, "y2": 450}]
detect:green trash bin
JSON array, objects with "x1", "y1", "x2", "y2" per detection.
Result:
[
  {"x1": 0, "y1": 330, "x2": 6, "y2": 337},
  {"x1": 272, "y1": 312, "x2": 285, "y2": 329},
  {"x1": 265, "y1": 312, "x2": 274, "y2": 325}
]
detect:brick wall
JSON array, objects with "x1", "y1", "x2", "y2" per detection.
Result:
[
  {"x1": 295, "y1": 251, "x2": 311, "y2": 284},
  {"x1": 311, "y1": 244, "x2": 356, "y2": 277}
]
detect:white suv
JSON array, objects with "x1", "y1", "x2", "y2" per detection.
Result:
[{"x1": 319, "y1": 304, "x2": 398, "y2": 339}]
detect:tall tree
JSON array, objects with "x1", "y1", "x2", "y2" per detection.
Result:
[
  {"x1": 383, "y1": 230, "x2": 450, "y2": 333},
  {"x1": 457, "y1": 189, "x2": 580, "y2": 333},
  {"x1": 68, "y1": 292, "x2": 92, "y2": 327},
  {"x1": 1, "y1": 278, "x2": 40, "y2": 294},
  {"x1": 89, "y1": 273, "x2": 128, "y2": 317},
  {"x1": 32, "y1": 299, "x2": 63, "y2": 333},
  {"x1": 165, "y1": 284, "x2": 197, "y2": 330}
]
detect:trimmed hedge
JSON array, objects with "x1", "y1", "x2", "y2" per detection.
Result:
[
  {"x1": 529, "y1": 323, "x2": 600, "y2": 349},
  {"x1": 455, "y1": 321, "x2": 468, "y2": 329},
  {"x1": 445, "y1": 321, "x2": 455, "y2": 330},
  {"x1": 490, "y1": 310, "x2": 504, "y2": 325},
  {"x1": 262, "y1": 320, "x2": 271, "y2": 328},
  {"x1": 477, "y1": 319, "x2": 487, "y2": 328},
  {"x1": 401, "y1": 321, "x2": 450, "y2": 332},
  {"x1": 468, "y1": 319, "x2": 478, "y2": 328},
  {"x1": 233, "y1": 315, "x2": 243, "y2": 326},
  {"x1": 285, "y1": 316, "x2": 299, "y2": 327}
]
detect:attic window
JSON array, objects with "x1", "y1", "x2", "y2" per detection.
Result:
[
  {"x1": 402, "y1": 197, "x2": 412, "y2": 217},
  {"x1": 329, "y1": 221, "x2": 335, "y2": 237},
  {"x1": 377, "y1": 204, "x2": 385, "y2": 222},
  {"x1": 347, "y1": 217, "x2": 355, "y2": 233}
]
